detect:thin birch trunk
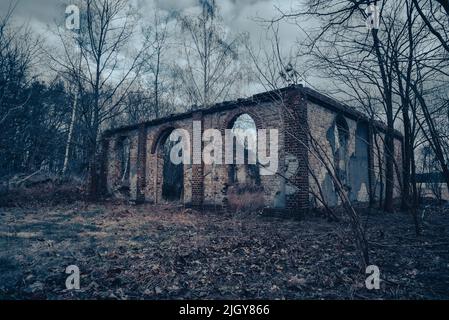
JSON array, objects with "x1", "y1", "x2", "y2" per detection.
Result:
[{"x1": 62, "y1": 91, "x2": 78, "y2": 176}]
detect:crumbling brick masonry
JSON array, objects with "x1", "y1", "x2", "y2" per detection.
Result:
[{"x1": 96, "y1": 85, "x2": 403, "y2": 214}]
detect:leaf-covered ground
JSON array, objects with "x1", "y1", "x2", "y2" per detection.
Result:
[{"x1": 1, "y1": 201, "x2": 449, "y2": 299}]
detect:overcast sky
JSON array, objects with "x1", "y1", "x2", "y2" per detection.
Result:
[
  {"x1": 1, "y1": 0, "x2": 327, "y2": 93},
  {"x1": 2, "y1": 0, "x2": 302, "y2": 48}
]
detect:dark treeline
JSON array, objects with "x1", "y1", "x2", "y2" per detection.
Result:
[
  {"x1": 1, "y1": 78, "x2": 70, "y2": 176},
  {"x1": 0, "y1": 8, "x2": 72, "y2": 177}
]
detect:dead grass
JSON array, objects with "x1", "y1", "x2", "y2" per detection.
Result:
[
  {"x1": 0, "y1": 179, "x2": 85, "y2": 208},
  {"x1": 0, "y1": 200, "x2": 449, "y2": 300},
  {"x1": 227, "y1": 184, "x2": 265, "y2": 213}
]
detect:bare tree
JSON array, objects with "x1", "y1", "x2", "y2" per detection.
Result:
[
  {"x1": 0, "y1": 2, "x2": 53, "y2": 176},
  {"x1": 245, "y1": 26, "x2": 370, "y2": 267},
  {"x1": 411, "y1": 0, "x2": 449, "y2": 53},
  {"x1": 273, "y1": 0, "x2": 449, "y2": 206},
  {"x1": 269, "y1": 0, "x2": 401, "y2": 212},
  {"x1": 47, "y1": 0, "x2": 150, "y2": 193},
  {"x1": 176, "y1": 0, "x2": 245, "y2": 108},
  {"x1": 141, "y1": 9, "x2": 171, "y2": 119}
]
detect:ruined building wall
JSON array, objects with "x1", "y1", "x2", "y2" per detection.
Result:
[
  {"x1": 99, "y1": 86, "x2": 403, "y2": 212},
  {"x1": 200, "y1": 102, "x2": 286, "y2": 209},
  {"x1": 307, "y1": 101, "x2": 403, "y2": 208},
  {"x1": 105, "y1": 129, "x2": 139, "y2": 200},
  {"x1": 102, "y1": 98, "x2": 295, "y2": 210}
]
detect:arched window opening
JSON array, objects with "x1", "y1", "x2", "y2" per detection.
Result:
[{"x1": 229, "y1": 114, "x2": 260, "y2": 185}]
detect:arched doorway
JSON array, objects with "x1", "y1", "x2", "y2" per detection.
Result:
[
  {"x1": 155, "y1": 129, "x2": 184, "y2": 202},
  {"x1": 228, "y1": 113, "x2": 260, "y2": 186},
  {"x1": 224, "y1": 113, "x2": 264, "y2": 211},
  {"x1": 114, "y1": 136, "x2": 131, "y2": 198}
]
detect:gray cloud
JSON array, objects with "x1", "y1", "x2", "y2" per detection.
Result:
[
  {"x1": 1, "y1": 0, "x2": 301, "y2": 49},
  {"x1": 1, "y1": 0, "x2": 65, "y2": 25},
  {"x1": 1, "y1": 0, "x2": 310, "y2": 90}
]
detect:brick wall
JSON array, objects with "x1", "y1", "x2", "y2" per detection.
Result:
[
  {"x1": 135, "y1": 124, "x2": 147, "y2": 204},
  {"x1": 307, "y1": 101, "x2": 402, "y2": 208},
  {"x1": 191, "y1": 112, "x2": 204, "y2": 208},
  {"x1": 98, "y1": 86, "x2": 402, "y2": 212},
  {"x1": 283, "y1": 88, "x2": 310, "y2": 213}
]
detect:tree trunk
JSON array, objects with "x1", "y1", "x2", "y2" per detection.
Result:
[
  {"x1": 62, "y1": 91, "x2": 78, "y2": 176},
  {"x1": 410, "y1": 82, "x2": 449, "y2": 194},
  {"x1": 154, "y1": 50, "x2": 160, "y2": 119},
  {"x1": 371, "y1": 28, "x2": 395, "y2": 212},
  {"x1": 384, "y1": 127, "x2": 395, "y2": 212},
  {"x1": 88, "y1": 57, "x2": 101, "y2": 200}
]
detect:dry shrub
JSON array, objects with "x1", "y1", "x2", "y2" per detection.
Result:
[
  {"x1": 0, "y1": 175, "x2": 86, "y2": 207},
  {"x1": 227, "y1": 184, "x2": 265, "y2": 213}
]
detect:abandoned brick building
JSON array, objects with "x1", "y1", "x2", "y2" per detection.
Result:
[{"x1": 97, "y1": 85, "x2": 403, "y2": 212}]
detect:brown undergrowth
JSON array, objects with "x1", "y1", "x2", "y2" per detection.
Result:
[{"x1": 0, "y1": 185, "x2": 448, "y2": 299}]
